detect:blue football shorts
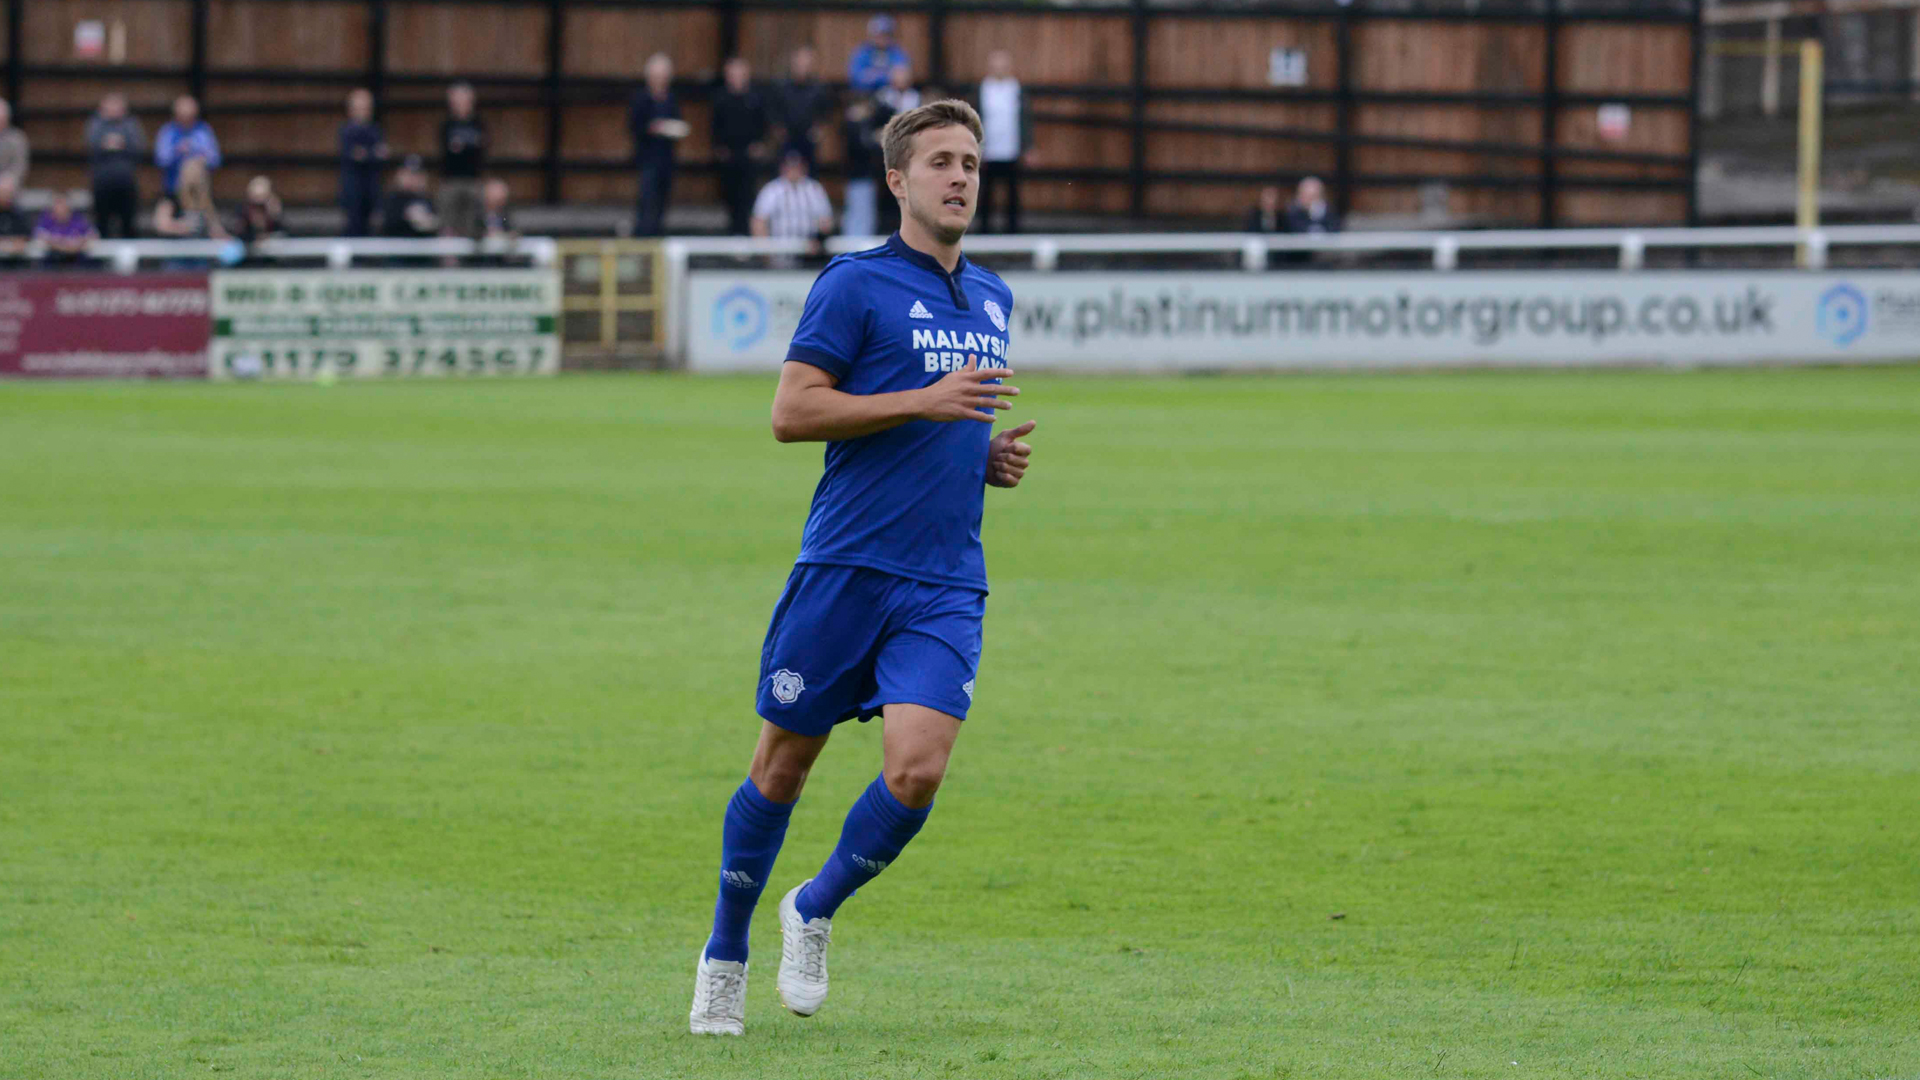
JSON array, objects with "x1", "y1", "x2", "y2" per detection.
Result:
[{"x1": 756, "y1": 563, "x2": 985, "y2": 737}]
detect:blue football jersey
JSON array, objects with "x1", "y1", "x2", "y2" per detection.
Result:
[{"x1": 783, "y1": 233, "x2": 1016, "y2": 592}]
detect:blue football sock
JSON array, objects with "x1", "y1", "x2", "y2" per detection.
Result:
[
  {"x1": 794, "y1": 774, "x2": 931, "y2": 923},
  {"x1": 704, "y1": 778, "x2": 795, "y2": 964}
]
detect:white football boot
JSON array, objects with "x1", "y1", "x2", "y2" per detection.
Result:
[
  {"x1": 688, "y1": 951, "x2": 747, "y2": 1036},
  {"x1": 777, "y1": 881, "x2": 832, "y2": 1017}
]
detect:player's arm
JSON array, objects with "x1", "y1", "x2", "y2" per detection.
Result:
[{"x1": 771, "y1": 359, "x2": 1019, "y2": 443}]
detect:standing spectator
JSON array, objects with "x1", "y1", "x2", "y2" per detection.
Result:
[
  {"x1": 438, "y1": 82, "x2": 487, "y2": 239},
  {"x1": 840, "y1": 97, "x2": 887, "y2": 237},
  {"x1": 976, "y1": 50, "x2": 1030, "y2": 234},
  {"x1": 155, "y1": 95, "x2": 221, "y2": 196},
  {"x1": 381, "y1": 156, "x2": 439, "y2": 238},
  {"x1": 339, "y1": 89, "x2": 388, "y2": 237},
  {"x1": 153, "y1": 158, "x2": 227, "y2": 240},
  {"x1": 848, "y1": 15, "x2": 909, "y2": 93},
  {"x1": 0, "y1": 99, "x2": 29, "y2": 186},
  {"x1": 876, "y1": 63, "x2": 921, "y2": 115},
  {"x1": 35, "y1": 191, "x2": 98, "y2": 265},
  {"x1": 481, "y1": 177, "x2": 516, "y2": 240},
  {"x1": 1285, "y1": 176, "x2": 1342, "y2": 235},
  {"x1": 771, "y1": 46, "x2": 833, "y2": 169},
  {"x1": 86, "y1": 93, "x2": 145, "y2": 239},
  {"x1": 235, "y1": 175, "x2": 285, "y2": 244},
  {"x1": 711, "y1": 57, "x2": 770, "y2": 237},
  {"x1": 628, "y1": 52, "x2": 686, "y2": 237},
  {"x1": 0, "y1": 176, "x2": 30, "y2": 257},
  {"x1": 1245, "y1": 184, "x2": 1285, "y2": 234}
]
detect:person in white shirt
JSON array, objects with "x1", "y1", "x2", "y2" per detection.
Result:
[
  {"x1": 975, "y1": 50, "x2": 1029, "y2": 234},
  {"x1": 752, "y1": 150, "x2": 835, "y2": 258}
]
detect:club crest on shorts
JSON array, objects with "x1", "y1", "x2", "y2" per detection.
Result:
[
  {"x1": 982, "y1": 300, "x2": 1006, "y2": 332},
  {"x1": 769, "y1": 668, "x2": 806, "y2": 704}
]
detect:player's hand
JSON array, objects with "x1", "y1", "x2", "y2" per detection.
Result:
[
  {"x1": 916, "y1": 358, "x2": 1017, "y2": 423},
  {"x1": 987, "y1": 420, "x2": 1036, "y2": 488}
]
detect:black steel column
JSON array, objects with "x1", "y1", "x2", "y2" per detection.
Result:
[
  {"x1": 1685, "y1": 0, "x2": 1704, "y2": 226},
  {"x1": 544, "y1": 0, "x2": 565, "y2": 203},
  {"x1": 1334, "y1": 1, "x2": 1355, "y2": 220},
  {"x1": 929, "y1": 0, "x2": 947, "y2": 88},
  {"x1": 1129, "y1": 0, "x2": 1149, "y2": 218},
  {"x1": 4, "y1": 0, "x2": 22, "y2": 110},
  {"x1": 1540, "y1": 2, "x2": 1561, "y2": 228},
  {"x1": 368, "y1": 0, "x2": 387, "y2": 101},
  {"x1": 189, "y1": 0, "x2": 208, "y2": 103}
]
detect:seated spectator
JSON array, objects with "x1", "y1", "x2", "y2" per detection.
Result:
[
  {"x1": 1286, "y1": 176, "x2": 1341, "y2": 235},
  {"x1": 156, "y1": 95, "x2": 221, "y2": 197},
  {"x1": 0, "y1": 98, "x2": 29, "y2": 186},
  {"x1": 481, "y1": 178, "x2": 516, "y2": 240},
  {"x1": 753, "y1": 150, "x2": 833, "y2": 264},
  {"x1": 34, "y1": 191, "x2": 97, "y2": 264},
  {"x1": 380, "y1": 156, "x2": 440, "y2": 238},
  {"x1": 235, "y1": 175, "x2": 285, "y2": 244},
  {"x1": 1245, "y1": 185, "x2": 1285, "y2": 234},
  {"x1": 153, "y1": 158, "x2": 228, "y2": 240},
  {"x1": 848, "y1": 15, "x2": 909, "y2": 94},
  {"x1": 0, "y1": 176, "x2": 29, "y2": 256},
  {"x1": 877, "y1": 63, "x2": 921, "y2": 115}
]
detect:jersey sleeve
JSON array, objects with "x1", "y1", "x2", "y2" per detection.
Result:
[{"x1": 785, "y1": 263, "x2": 866, "y2": 380}]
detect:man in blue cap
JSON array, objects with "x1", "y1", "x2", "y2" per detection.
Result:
[{"x1": 848, "y1": 16, "x2": 910, "y2": 94}]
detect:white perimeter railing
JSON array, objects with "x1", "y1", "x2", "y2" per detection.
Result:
[{"x1": 0, "y1": 235, "x2": 559, "y2": 272}]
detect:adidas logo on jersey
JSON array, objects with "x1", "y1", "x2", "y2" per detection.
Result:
[
  {"x1": 908, "y1": 300, "x2": 934, "y2": 319},
  {"x1": 721, "y1": 869, "x2": 759, "y2": 889}
]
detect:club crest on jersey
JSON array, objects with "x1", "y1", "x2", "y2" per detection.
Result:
[
  {"x1": 982, "y1": 300, "x2": 1006, "y2": 332},
  {"x1": 769, "y1": 668, "x2": 805, "y2": 704},
  {"x1": 908, "y1": 300, "x2": 934, "y2": 319}
]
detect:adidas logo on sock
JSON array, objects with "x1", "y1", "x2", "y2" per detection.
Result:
[
  {"x1": 851, "y1": 854, "x2": 890, "y2": 874},
  {"x1": 908, "y1": 300, "x2": 933, "y2": 319},
  {"x1": 721, "y1": 869, "x2": 759, "y2": 889}
]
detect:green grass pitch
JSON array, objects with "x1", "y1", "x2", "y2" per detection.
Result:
[{"x1": 3, "y1": 369, "x2": 1917, "y2": 1080}]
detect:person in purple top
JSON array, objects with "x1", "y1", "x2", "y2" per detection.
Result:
[
  {"x1": 155, "y1": 95, "x2": 221, "y2": 196},
  {"x1": 35, "y1": 191, "x2": 97, "y2": 265}
]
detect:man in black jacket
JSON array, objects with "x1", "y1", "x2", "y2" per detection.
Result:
[
  {"x1": 771, "y1": 46, "x2": 833, "y2": 171},
  {"x1": 711, "y1": 58, "x2": 770, "y2": 237},
  {"x1": 629, "y1": 53, "x2": 685, "y2": 237}
]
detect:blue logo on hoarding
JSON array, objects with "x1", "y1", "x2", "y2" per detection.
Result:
[
  {"x1": 1816, "y1": 283, "x2": 1868, "y2": 346},
  {"x1": 713, "y1": 286, "x2": 769, "y2": 351}
]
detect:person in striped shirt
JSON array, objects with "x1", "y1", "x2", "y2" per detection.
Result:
[{"x1": 752, "y1": 151, "x2": 835, "y2": 244}]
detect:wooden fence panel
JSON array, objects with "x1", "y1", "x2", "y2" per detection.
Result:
[
  {"x1": 1148, "y1": 17, "x2": 1339, "y2": 90},
  {"x1": 1558, "y1": 25, "x2": 1692, "y2": 94},
  {"x1": 208, "y1": 1, "x2": 369, "y2": 73},
  {"x1": 943, "y1": 13, "x2": 1132, "y2": 87},
  {"x1": 386, "y1": 4, "x2": 546, "y2": 78},
  {"x1": 563, "y1": 8, "x2": 721, "y2": 81},
  {"x1": 21, "y1": 0, "x2": 193, "y2": 66},
  {"x1": 1353, "y1": 21, "x2": 1546, "y2": 92},
  {"x1": 735, "y1": 11, "x2": 931, "y2": 87}
]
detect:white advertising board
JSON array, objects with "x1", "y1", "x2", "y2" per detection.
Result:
[
  {"x1": 686, "y1": 269, "x2": 1920, "y2": 372},
  {"x1": 210, "y1": 270, "x2": 560, "y2": 379}
]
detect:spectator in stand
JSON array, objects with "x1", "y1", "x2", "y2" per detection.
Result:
[
  {"x1": 155, "y1": 95, "x2": 221, "y2": 196},
  {"x1": 711, "y1": 57, "x2": 770, "y2": 237},
  {"x1": 848, "y1": 15, "x2": 909, "y2": 94},
  {"x1": 439, "y1": 82, "x2": 487, "y2": 239},
  {"x1": 1286, "y1": 176, "x2": 1341, "y2": 235},
  {"x1": 339, "y1": 89, "x2": 388, "y2": 237},
  {"x1": 976, "y1": 50, "x2": 1030, "y2": 234},
  {"x1": 35, "y1": 191, "x2": 97, "y2": 265},
  {"x1": 628, "y1": 52, "x2": 686, "y2": 237},
  {"x1": 0, "y1": 99, "x2": 29, "y2": 186},
  {"x1": 753, "y1": 150, "x2": 834, "y2": 264},
  {"x1": 0, "y1": 176, "x2": 30, "y2": 256},
  {"x1": 876, "y1": 63, "x2": 921, "y2": 115},
  {"x1": 482, "y1": 177, "x2": 516, "y2": 240},
  {"x1": 1245, "y1": 184, "x2": 1285, "y2": 234},
  {"x1": 87, "y1": 93, "x2": 145, "y2": 238},
  {"x1": 153, "y1": 157, "x2": 228, "y2": 240},
  {"x1": 840, "y1": 96, "x2": 887, "y2": 237},
  {"x1": 381, "y1": 156, "x2": 439, "y2": 238},
  {"x1": 772, "y1": 46, "x2": 832, "y2": 170},
  {"x1": 235, "y1": 175, "x2": 285, "y2": 245}
]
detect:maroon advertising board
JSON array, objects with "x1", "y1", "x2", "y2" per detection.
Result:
[{"x1": 0, "y1": 273, "x2": 211, "y2": 378}]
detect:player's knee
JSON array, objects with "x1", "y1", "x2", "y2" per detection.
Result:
[
  {"x1": 883, "y1": 760, "x2": 946, "y2": 808},
  {"x1": 751, "y1": 760, "x2": 810, "y2": 803}
]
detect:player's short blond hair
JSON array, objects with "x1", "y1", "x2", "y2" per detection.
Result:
[{"x1": 881, "y1": 99, "x2": 984, "y2": 176}]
